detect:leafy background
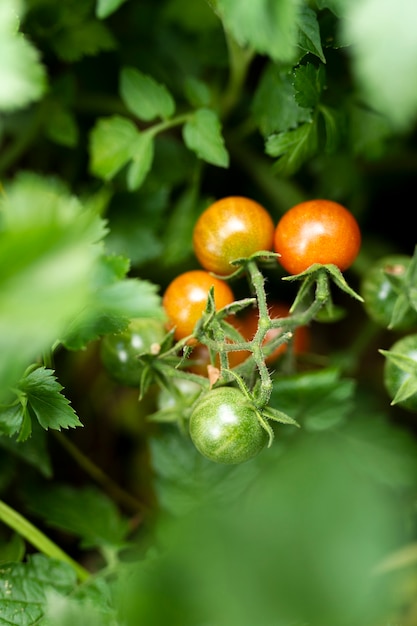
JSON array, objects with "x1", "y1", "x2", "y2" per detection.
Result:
[{"x1": 1, "y1": 0, "x2": 417, "y2": 624}]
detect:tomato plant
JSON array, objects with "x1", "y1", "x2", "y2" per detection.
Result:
[
  {"x1": 193, "y1": 196, "x2": 275, "y2": 275},
  {"x1": 189, "y1": 386, "x2": 268, "y2": 464},
  {"x1": 100, "y1": 318, "x2": 167, "y2": 387},
  {"x1": 274, "y1": 200, "x2": 361, "y2": 275},
  {"x1": 382, "y1": 334, "x2": 417, "y2": 412},
  {"x1": 162, "y1": 270, "x2": 235, "y2": 341},
  {"x1": 361, "y1": 254, "x2": 417, "y2": 330}
]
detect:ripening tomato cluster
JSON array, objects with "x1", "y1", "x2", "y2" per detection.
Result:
[{"x1": 162, "y1": 195, "x2": 360, "y2": 359}]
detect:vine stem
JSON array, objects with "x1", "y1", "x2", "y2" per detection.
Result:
[
  {"x1": 53, "y1": 432, "x2": 147, "y2": 516},
  {"x1": 0, "y1": 499, "x2": 89, "y2": 582}
]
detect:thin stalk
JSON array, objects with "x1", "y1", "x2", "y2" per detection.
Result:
[
  {"x1": 53, "y1": 432, "x2": 146, "y2": 516},
  {"x1": 0, "y1": 499, "x2": 89, "y2": 582}
]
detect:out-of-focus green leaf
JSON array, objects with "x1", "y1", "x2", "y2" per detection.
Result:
[
  {"x1": 0, "y1": 173, "x2": 107, "y2": 396},
  {"x1": 217, "y1": 0, "x2": 302, "y2": 62},
  {"x1": 0, "y1": 554, "x2": 77, "y2": 625},
  {"x1": 0, "y1": 533, "x2": 25, "y2": 565},
  {"x1": 120, "y1": 67, "x2": 175, "y2": 121},
  {"x1": 0, "y1": 421, "x2": 52, "y2": 477},
  {"x1": 127, "y1": 133, "x2": 154, "y2": 190},
  {"x1": 270, "y1": 367, "x2": 355, "y2": 431},
  {"x1": 342, "y1": 0, "x2": 417, "y2": 130},
  {"x1": 89, "y1": 115, "x2": 140, "y2": 181},
  {"x1": 266, "y1": 121, "x2": 318, "y2": 175},
  {"x1": 61, "y1": 254, "x2": 165, "y2": 350},
  {"x1": 182, "y1": 108, "x2": 229, "y2": 167},
  {"x1": 293, "y1": 62, "x2": 325, "y2": 109},
  {"x1": 252, "y1": 64, "x2": 312, "y2": 136},
  {"x1": 96, "y1": 0, "x2": 129, "y2": 19},
  {"x1": 42, "y1": 579, "x2": 117, "y2": 626},
  {"x1": 23, "y1": 484, "x2": 130, "y2": 549},
  {"x1": 45, "y1": 104, "x2": 79, "y2": 148},
  {"x1": 297, "y1": 4, "x2": 326, "y2": 62},
  {"x1": 52, "y1": 19, "x2": 116, "y2": 62},
  {"x1": 0, "y1": 34, "x2": 47, "y2": 112}
]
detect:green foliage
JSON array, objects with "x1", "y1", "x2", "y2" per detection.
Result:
[{"x1": 1, "y1": 0, "x2": 417, "y2": 623}]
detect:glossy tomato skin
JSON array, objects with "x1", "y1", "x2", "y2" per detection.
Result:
[
  {"x1": 193, "y1": 196, "x2": 275, "y2": 276},
  {"x1": 100, "y1": 318, "x2": 166, "y2": 387},
  {"x1": 274, "y1": 199, "x2": 361, "y2": 275},
  {"x1": 361, "y1": 255, "x2": 417, "y2": 331},
  {"x1": 162, "y1": 270, "x2": 235, "y2": 341},
  {"x1": 189, "y1": 386, "x2": 268, "y2": 464},
  {"x1": 383, "y1": 334, "x2": 417, "y2": 412}
]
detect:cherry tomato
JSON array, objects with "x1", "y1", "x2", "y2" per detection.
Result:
[
  {"x1": 383, "y1": 334, "x2": 417, "y2": 412},
  {"x1": 162, "y1": 270, "x2": 235, "y2": 341},
  {"x1": 187, "y1": 302, "x2": 310, "y2": 375},
  {"x1": 361, "y1": 254, "x2": 417, "y2": 331},
  {"x1": 274, "y1": 199, "x2": 361, "y2": 275},
  {"x1": 100, "y1": 318, "x2": 167, "y2": 387},
  {"x1": 189, "y1": 386, "x2": 268, "y2": 464},
  {"x1": 192, "y1": 196, "x2": 275, "y2": 276}
]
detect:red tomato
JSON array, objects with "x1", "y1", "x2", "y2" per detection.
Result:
[
  {"x1": 162, "y1": 270, "x2": 235, "y2": 342},
  {"x1": 274, "y1": 199, "x2": 361, "y2": 275},
  {"x1": 193, "y1": 196, "x2": 275, "y2": 276}
]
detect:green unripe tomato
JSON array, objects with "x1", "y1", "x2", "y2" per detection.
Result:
[
  {"x1": 361, "y1": 254, "x2": 417, "y2": 331},
  {"x1": 383, "y1": 334, "x2": 417, "y2": 412},
  {"x1": 189, "y1": 386, "x2": 268, "y2": 464},
  {"x1": 100, "y1": 318, "x2": 166, "y2": 387}
]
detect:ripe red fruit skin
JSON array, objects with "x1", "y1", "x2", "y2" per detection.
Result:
[{"x1": 274, "y1": 199, "x2": 361, "y2": 275}]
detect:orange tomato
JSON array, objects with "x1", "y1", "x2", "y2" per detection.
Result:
[
  {"x1": 193, "y1": 196, "x2": 275, "y2": 276},
  {"x1": 274, "y1": 199, "x2": 361, "y2": 275},
  {"x1": 162, "y1": 270, "x2": 235, "y2": 342}
]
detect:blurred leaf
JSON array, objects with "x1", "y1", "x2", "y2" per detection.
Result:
[
  {"x1": 120, "y1": 67, "x2": 175, "y2": 121},
  {"x1": 42, "y1": 578, "x2": 117, "y2": 626},
  {"x1": 266, "y1": 121, "x2": 318, "y2": 175},
  {"x1": 23, "y1": 484, "x2": 130, "y2": 549},
  {"x1": 89, "y1": 115, "x2": 140, "y2": 181},
  {"x1": 0, "y1": 173, "x2": 107, "y2": 395},
  {"x1": 61, "y1": 254, "x2": 165, "y2": 350},
  {"x1": 0, "y1": 422, "x2": 52, "y2": 477},
  {"x1": 0, "y1": 33, "x2": 47, "y2": 112},
  {"x1": 127, "y1": 133, "x2": 155, "y2": 190},
  {"x1": 218, "y1": 0, "x2": 301, "y2": 62},
  {"x1": 0, "y1": 554, "x2": 77, "y2": 626},
  {"x1": 96, "y1": 0, "x2": 129, "y2": 19},
  {"x1": 252, "y1": 64, "x2": 312, "y2": 136},
  {"x1": 297, "y1": 4, "x2": 326, "y2": 62},
  {"x1": 270, "y1": 367, "x2": 355, "y2": 431},
  {"x1": 45, "y1": 104, "x2": 79, "y2": 148},
  {"x1": 293, "y1": 62, "x2": 325, "y2": 109},
  {"x1": 52, "y1": 19, "x2": 116, "y2": 62},
  {"x1": 182, "y1": 108, "x2": 229, "y2": 167},
  {"x1": 342, "y1": 0, "x2": 417, "y2": 130},
  {"x1": 0, "y1": 533, "x2": 25, "y2": 565},
  {"x1": 149, "y1": 428, "x2": 260, "y2": 516}
]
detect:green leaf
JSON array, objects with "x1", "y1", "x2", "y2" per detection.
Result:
[
  {"x1": 0, "y1": 422, "x2": 53, "y2": 477},
  {"x1": 61, "y1": 254, "x2": 165, "y2": 350},
  {"x1": 270, "y1": 368, "x2": 355, "y2": 431},
  {"x1": 127, "y1": 133, "x2": 155, "y2": 190},
  {"x1": 341, "y1": 0, "x2": 417, "y2": 130},
  {"x1": 42, "y1": 578, "x2": 117, "y2": 626},
  {"x1": 0, "y1": 34, "x2": 47, "y2": 112},
  {"x1": 266, "y1": 122, "x2": 318, "y2": 175},
  {"x1": 150, "y1": 428, "x2": 260, "y2": 516},
  {"x1": 218, "y1": 0, "x2": 302, "y2": 62},
  {"x1": 297, "y1": 4, "x2": 326, "y2": 62},
  {"x1": 89, "y1": 115, "x2": 140, "y2": 181},
  {"x1": 0, "y1": 533, "x2": 25, "y2": 566},
  {"x1": 96, "y1": 0, "x2": 129, "y2": 19},
  {"x1": 0, "y1": 554, "x2": 77, "y2": 626},
  {"x1": 119, "y1": 66, "x2": 175, "y2": 121},
  {"x1": 45, "y1": 104, "x2": 79, "y2": 148},
  {"x1": 23, "y1": 484, "x2": 130, "y2": 549},
  {"x1": 52, "y1": 19, "x2": 116, "y2": 62},
  {"x1": 18, "y1": 367, "x2": 82, "y2": 433},
  {"x1": 293, "y1": 63, "x2": 325, "y2": 109},
  {"x1": 0, "y1": 173, "x2": 107, "y2": 396},
  {"x1": 182, "y1": 108, "x2": 229, "y2": 167},
  {"x1": 252, "y1": 64, "x2": 312, "y2": 136}
]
